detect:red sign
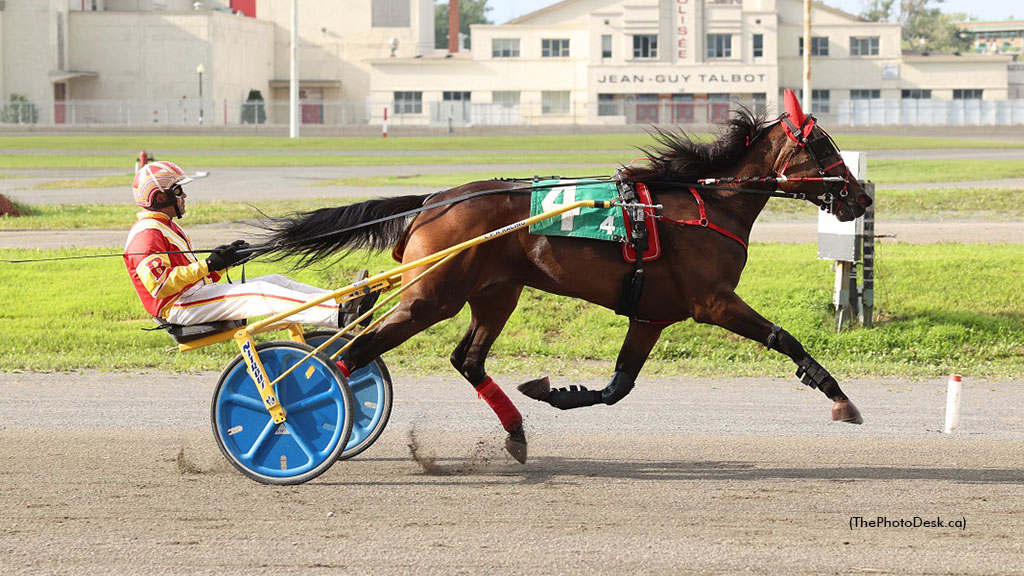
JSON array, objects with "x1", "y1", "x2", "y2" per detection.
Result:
[
  {"x1": 231, "y1": 0, "x2": 256, "y2": 18},
  {"x1": 676, "y1": 0, "x2": 689, "y2": 60}
]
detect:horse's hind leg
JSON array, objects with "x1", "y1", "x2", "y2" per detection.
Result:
[
  {"x1": 450, "y1": 284, "x2": 529, "y2": 463},
  {"x1": 519, "y1": 319, "x2": 664, "y2": 410},
  {"x1": 696, "y1": 290, "x2": 862, "y2": 424},
  {"x1": 340, "y1": 293, "x2": 461, "y2": 375}
]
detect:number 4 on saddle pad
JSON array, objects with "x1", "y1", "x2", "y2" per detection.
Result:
[{"x1": 529, "y1": 179, "x2": 626, "y2": 241}]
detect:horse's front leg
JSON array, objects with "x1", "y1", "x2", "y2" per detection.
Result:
[
  {"x1": 518, "y1": 319, "x2": 664, "y2": 410},
  {"x1": 695, "y1": 289, "x2": 862, "y2": 424},
  {"x1": 451, "y1": 284, "x2": 529, "y2": 463}
]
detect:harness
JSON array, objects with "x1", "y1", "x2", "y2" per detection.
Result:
[{"x1": 777, "y1": 112, "x2": 852, "y2": 217}]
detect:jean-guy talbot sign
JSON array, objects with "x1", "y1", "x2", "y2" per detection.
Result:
[{"x1": 597, "y1": 73, "x2": 769, "y2": 84}]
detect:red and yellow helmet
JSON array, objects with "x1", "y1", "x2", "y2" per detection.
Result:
[{"x1": 131, "y1": 161, "x2": 193, "y2": 209}]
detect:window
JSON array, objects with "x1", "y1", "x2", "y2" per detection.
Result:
[
  {"x1": 753, "y1": 34, "x2": 763, "y2": 58},
  {"x1": 812, "y1": 89, "x2": 830, "y2": 113},
  {"x1": 632, "y1": 34, "x2": 658, "y2": 59},
  {"x1": 541, "y1": 91, "x2": 570, "y2": 114},
  {"x1": 491, "y1": 38, "x2": 520, "y2": 58},
  {"x1": 492, "y1": 91, "x2": 520, "y2": 106},
  {"x1": 752, "y1": 92, "x2": 767, "y2": 114},
  {"x1": 850, "y1": 89, "x2": 880, "y2": 100},
  {"x1": 799, "y1": 36, "x2": 829, "y2": 56},
  {"x1": 443, "y1": 91, "x2": 470, "y2": 102},
  {"x1": 953, "y1": 89, "x2": 983, "y2": 99},
  {"x1": 901, "y1": 89, "x2": 931, "y2": 99},
  {"x1": 371, "y1": 0, "x2": 410, "y2": 27},
  {"x1": 706, "y1": 34, "x2": 732, "y2": 58},
  {"x1": 602, "y1": 34, "x2": 612, "y2": 58},
  {"x1": 393, "y1": 91, "x2": 422, "y2": 114},
  {"x1": 542, "y1": 38, "x2": 570, "y2": 58},
  {"x1": 850, "y1": 37, "x2": 879, "y2": 56},
  {"x1": 598, "y1": 94, "x2": 618, "y2": 116}
]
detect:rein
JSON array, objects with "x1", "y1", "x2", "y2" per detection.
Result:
[{"x1": 5, "y1": 113, "x2": 852, "y2": 265}]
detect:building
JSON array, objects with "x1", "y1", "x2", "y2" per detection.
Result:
[
  {"x1": 369, "y1": 0, "x2": 1013, "y2": 126},
  {"x1": 0, "y1": 0, "x2": 1017, "y2": 127},
  {"x1": 0, "y1": 0, "x2": 434, "y2": 125},
  {"x1": 959, "y1": 19, "x2": 1024, "y2": 57}
]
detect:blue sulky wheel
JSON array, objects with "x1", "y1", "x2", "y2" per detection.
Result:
[
  {"x1": 211, "y1": 341, "x2": 354, "y2": 485},
  {"x1": 303, "y1": 330, "x2": 393, "y2": 460}
]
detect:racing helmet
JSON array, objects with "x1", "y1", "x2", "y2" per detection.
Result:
[{"x1": 132, "y1": 161, "x2": 194, "y2": 209}]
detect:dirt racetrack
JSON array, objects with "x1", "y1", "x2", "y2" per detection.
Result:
[{"x1": 3, "y1": 371, "x2": 1022, "y2": 575}]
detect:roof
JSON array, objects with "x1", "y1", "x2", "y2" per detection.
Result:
[
  {"x1": 958, "y1": 20, "x2": 1024, "y2": 32},
  {"x1": 506, "y1": 0, "x2": 868, "y2": 25}
]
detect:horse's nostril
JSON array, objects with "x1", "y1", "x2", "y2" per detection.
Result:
[{"x1": 858, "y1": 194, "x2": 873, "y2": 207}]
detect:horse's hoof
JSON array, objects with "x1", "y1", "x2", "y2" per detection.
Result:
[
  {"x1": 832, "y1": 400, "x2": 863, "y2": 424},
  {"x1": 504, "y1": 426, "x2": 528, "y2": 464},
  {"x1": 516, "y1": 377, "x2": 551, "y2": 401}
]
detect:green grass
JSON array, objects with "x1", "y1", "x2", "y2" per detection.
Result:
[
  {"x1": 0, "y1": 198, "x2": 367, "y2": 229},
  {"x1": 34, "y1": 174, "x2": 132, "y2": 190},
  {"x1": 1, "y1": 133, "x2": 1023, "y2": 152},
  {"x1": 4, "y1": 187, "x2": 1021, "y2": 230},
  {"x1": 0, "y1": 152, "x2": 625, "y2": 171},
  {"x1": 869, "y1": 160, "x2": 1024, "y2": 184},
  {"x1": 1, "y1": 244, "x2": 1020, "y2": 378}
]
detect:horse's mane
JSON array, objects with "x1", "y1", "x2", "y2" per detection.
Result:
[{"x1": 622, "y1": 106, "x2": 770, "y2": 183}]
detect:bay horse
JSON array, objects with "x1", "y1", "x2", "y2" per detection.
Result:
[{"x1": 262, "y1": 91, "x2": 872, "y2": 463}]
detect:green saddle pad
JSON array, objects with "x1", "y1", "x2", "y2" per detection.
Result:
[{"x1": 529, "y1": 179, "x2": 626, "y2": 242}]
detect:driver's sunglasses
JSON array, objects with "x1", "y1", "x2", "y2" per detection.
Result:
[{"x1": 169, "y1": 185, "x2": 186, "y2": 197}]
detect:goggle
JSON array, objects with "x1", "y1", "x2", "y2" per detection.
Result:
[{"x1": 143, "y1": 163, "x2": 192, "y2": 197}]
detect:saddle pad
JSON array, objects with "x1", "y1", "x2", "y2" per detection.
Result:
[
  {"x1": 529, "y1": 179, "x2": 626, "y2": 242},
  {"x1": 622, "y1": 182, "x2": 662, "y2": 263}
]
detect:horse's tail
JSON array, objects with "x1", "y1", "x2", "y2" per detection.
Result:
[{"x1": 259, "y1": 194, "x2": 431, "y2": 267}]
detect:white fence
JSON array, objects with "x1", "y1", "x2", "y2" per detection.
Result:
[
  {"x1": 1, "y1": 98, "x2": 762, "y2": 128},
  {"x1": 839, "y1": 99, "x2": 1024, "y2": 126},
  {"x1": 5, "y1": 97, "x2": 1023, "y2": 127}
]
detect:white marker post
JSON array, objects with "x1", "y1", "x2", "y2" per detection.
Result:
[{"x1": 944, "y1": 374, "x2": 962, "y2": 434}]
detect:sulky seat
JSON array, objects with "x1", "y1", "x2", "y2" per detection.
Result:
[{"x1": 151, "y1": 317, "x2": 247, "y2": 344}]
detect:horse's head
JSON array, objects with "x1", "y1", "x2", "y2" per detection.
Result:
[{"x1": 772, "y1": 90, "x2": 872, "y2": 222}]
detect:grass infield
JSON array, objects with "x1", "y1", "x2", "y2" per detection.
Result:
[{"x1": 1, "y1": 244, "x2": 1020, "y2": 378}]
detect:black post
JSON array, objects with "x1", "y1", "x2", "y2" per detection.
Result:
[{"x1": 859, "y1": 182, "x2": 875, "y2": 327}]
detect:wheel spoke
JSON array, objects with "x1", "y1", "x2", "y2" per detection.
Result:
[
  {"x1": 240, "y1": 418, "x2": 278, "y2": 463},
  {"x1": 222, "y1": 391, "x2": 266, "y2": 412},
  {"x1": 283, "y1": 421, "x2": 318, "y2": 460},
  {"x1": 284, "y1": 386, "x2": 340, "y2": 415}
]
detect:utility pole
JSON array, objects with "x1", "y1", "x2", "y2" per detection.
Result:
[
  {"x1": 290, "y1": 0, "x2": 299, "y2": 138},
  {"x1": 802, "y1": 0, "x2": 812, "y2": 113},
  {"x1": 196, "y1": 63, "x2": 205, "y2": 126}
]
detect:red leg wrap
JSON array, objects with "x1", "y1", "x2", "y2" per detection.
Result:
[
  {"x1": 335, "y1": 360, "x2": 351, "y2": 379},
  {"x1": 475, "y1": 376, "x2": 523, "y2": 432}
]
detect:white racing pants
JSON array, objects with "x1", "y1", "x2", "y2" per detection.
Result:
[{"x1": 166, "y1": 274, "x2": 338, "y2": 328}]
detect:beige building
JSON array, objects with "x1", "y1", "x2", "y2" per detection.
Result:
[
  {"x1": 0, "y1": 0, "x2": 434, "y2": 125},
  {"x1": 369, "y1": 0, "x2": 1013, "y2": 126},
  {"x1": 0, "y1": 0, "x2": 1016, "y2": 126}
]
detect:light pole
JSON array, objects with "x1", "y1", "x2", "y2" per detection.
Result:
[{"x1": 196, "y1": 63, "x2": 205, "y2": 125}]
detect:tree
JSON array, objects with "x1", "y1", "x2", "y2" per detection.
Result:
[
  {"x1": 0, "y1": 93, "x2": 38, "y2": 124},
  {"x1": 860, "y1": 0, "x2": 895, "y2": 22},
  {"x1": 435, "y1": 0, "x2": 492, "y2": 50},
  {"x1": 240, "y1": 89, "x2": 267, "y2": 125},
  {"x1": 858, "y1": 0, "x2": 971, "y2": 53}
]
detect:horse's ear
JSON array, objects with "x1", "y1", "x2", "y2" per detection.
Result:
[{"x1": 783, "y1": 89, "x2": 805, "y2": 124}]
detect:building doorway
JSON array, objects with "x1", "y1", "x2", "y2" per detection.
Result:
[{"x1": 54, "y1": 83, "x2": 67, "y2": 124}]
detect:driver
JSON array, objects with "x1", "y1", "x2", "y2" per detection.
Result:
[{"x1": 123, "y1": 160, "x2": 344, "y2": 327}]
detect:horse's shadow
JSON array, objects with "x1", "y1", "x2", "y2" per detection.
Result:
[{"x1": 322, "y1": 456, "x2": 1024, "y2": 487}]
